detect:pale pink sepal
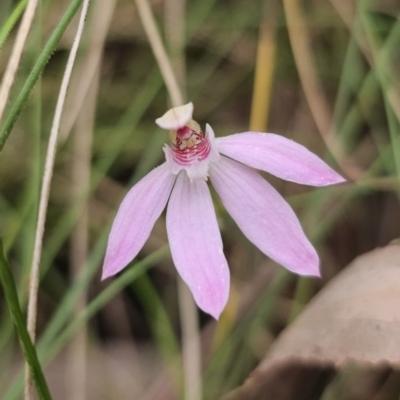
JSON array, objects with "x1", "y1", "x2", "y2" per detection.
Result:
[
  {"x1": 209, "y1": 156, "x2": 320, "y2": 277},
  {"x1": 166, "y1": 171, "x2": 230, "y2": 319},
  {"x1": 216, "y1": 133, "x2": 345, "y2": 186},
  {"x1": 102, "y1": 163, "x2": 175, "y2": 279},
  {"x1": 155, "y1": 102, "x2": 193, "y2": 130}
]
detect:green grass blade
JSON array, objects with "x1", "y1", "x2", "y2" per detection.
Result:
[
  {"x1": 0, "y1": 241, "x2": 52, "y2": 400},
  {"x1": 0, "y1": 0, "x2": 84, "y2": 152},
  {"x1": 0, "y1": 0, "x2": 28, "y2": 51}
]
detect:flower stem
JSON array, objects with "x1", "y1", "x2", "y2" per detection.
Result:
[{"x1": 178, "y1": 280, "x2": 202, "y2": 400}]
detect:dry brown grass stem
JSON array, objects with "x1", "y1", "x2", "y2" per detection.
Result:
[
  {"x1": 282, "y1": 0, "x2": 363, "y2": 181},
  {"x1": 25, "y1": 1, "x2": 92, "y2": 398},
  {"x1": 60, "y1": 0, "x2": 117, "y2": 142},
  {"x1": 0, "y1": 0, "x2": 40, "y2": 123},
  {"x1": 134, "y1": 0, "x2": 183, "y2": 107}
]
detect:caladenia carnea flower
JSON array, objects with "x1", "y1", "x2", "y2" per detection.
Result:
[{"x1": 102, "y1": 102, "x2": 345, "y2": 319}]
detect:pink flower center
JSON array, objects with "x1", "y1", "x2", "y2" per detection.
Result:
[
  {"x1": 171, "y1": 128, "x2": 211, "y2": 166},
  {"x1": 177, "y1": 126, "x2": 192, "y2": 140}
]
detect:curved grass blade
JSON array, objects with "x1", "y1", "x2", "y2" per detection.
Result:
[
  {"x1": 0, "y1": 241, "x2": 52, "y2": 400},
  {"x1": 0, "y1": 0, "x2": 84, "y2": 152}
]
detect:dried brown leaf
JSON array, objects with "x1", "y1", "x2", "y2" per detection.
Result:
[{"x1": 222, "y1": 243, "x2": 400, "y2": 400}]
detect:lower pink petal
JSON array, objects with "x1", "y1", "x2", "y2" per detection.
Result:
[
  {"x1": 166, "y1": 171, "x2": 230, "y2": 319},
  {"x1": 102, "y1": 163, "x2": 175, "y2": 279},
  {"x1": 216, "y1": 132, "x2": 345, "y2": 186},
  {"x1": 209, "y1": 156, "x2": 320, "y2": 276}
]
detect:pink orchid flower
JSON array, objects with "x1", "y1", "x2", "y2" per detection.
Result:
[{"x1": 102, "y1": 102, "x2": 345, "y2": 319}]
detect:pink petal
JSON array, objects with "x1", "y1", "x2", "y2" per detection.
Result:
[
  {"x1": 209, "y1": 156, "x2": 319, "y2": 276},
  {"x1": 166, "y1": 171, "x2": 230, "y2": 319},
  {"x1": 216, "y1": 132, "x2": 345, "y2": 186},
  {"x1": 102, "y1": 163, "x2": 175, "y2": 279}
]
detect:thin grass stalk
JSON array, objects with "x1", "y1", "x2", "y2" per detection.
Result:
[
  {"x1": 0, "y1": 242, "x2": 52, "y2": 400},
  {"x1": 0, "y1": 0, "x2": 28, "y2": 51},
  {"x1": 0, "y1": 0, "x2": 39, "y2": 122},
  {"x1": 134, "y1": 0, "x2": 183, "y2": 106},
  {"x1": 177, "y1": 282, "x2": 202, "y2": 400},
  {"x1": 22, "y1": 0, "x2": 42, "y2": 306},
  {"x1": 25, "y1": 1, "x2": 91, "y2": 398},
  {"x1": 60, "y1": 0, "x2": 117, "y2": 143},
  {"x1": 282, "y1": 0, "x2": 334, "y2": 140},
  {"x1": 165, "y1": 0, "x2": 186, "y2": 93}
]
